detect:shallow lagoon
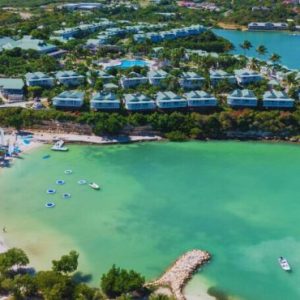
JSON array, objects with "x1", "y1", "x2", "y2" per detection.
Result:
[
  {"x1": 214, "y1": 29, "x2": 300, "y2": 70},
  {"x1": 1, "y1": 141, "x2": 300, "y2": 299}
]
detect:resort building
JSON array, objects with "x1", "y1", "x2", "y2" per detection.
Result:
[
  {"x1": 227, "y1": 89, "x2": 258, "y2": 107},
  {"x1": 0, "y1": 78, "x2": 24, "y2": 102},
  {"x1": 0, "y1": 36, "x2": 57, "y2": 54},
  {"x1": 90, "y1": 92, "x2": 120, "y2": 110},
  {"x1": 148, "y1": 70, "x2": 168, "y2": 86},
  {"x1": 55, "y1": 71, "x2": 85, "y2": 87},
  {"x1": 86, "y1": 35, "x2": 110, "y2": 48},
  {"x1": 156, "y1": 91, "x2": 187, "y2": 109},
  {"x1": 209, "y1": 70, "x2": 236, "y2": 86},
  {"x1": 52, "y1": 91, "x2": 84, "y2": 108},
  {"x1": 179, "y1": 72, "x2": 205, "y2": 90},
  {"x1": 184, "y1": 90, "x2": 217, "y2": 107},
  {"x1": 248, "y1": 22, "x2": 288, "y2": 31},
  {"x1": 59, "y1": 3, "x2": 103, "y2": 10},
  {"x1": 262, "y1": 90, "x2": 294, "y2": 108},
  {"x1": 123, "y1": 93, "x2": 156, "y2": 111},
  {"x1": 87, "y1": 70, "x2": 114, "y2": 84},
  {"x1": 235, "y1": 69, "x2": 263, "y2": 85},
  {"x1": 25, "y1": 72, "x2": 55, "y2": 87},
  {"x1": 120, "y1": 72, "x2": 148, "y2": 89},
  {"x1": 52, "y1": 20, "x2": 114, "y2": 41},
  {"x1": 133, "y1": 24, "x2": 206, "y2": 44}
]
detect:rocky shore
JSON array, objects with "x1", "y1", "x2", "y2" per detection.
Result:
[{"x1": 148, "y1": 250, "x2": 211, "y2": 300}]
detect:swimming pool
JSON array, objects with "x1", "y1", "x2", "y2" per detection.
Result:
[{"x1": 105, "y1": 59, "x2": 149, "y2": 70}]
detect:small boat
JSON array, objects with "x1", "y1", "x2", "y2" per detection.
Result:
[
  {"x1": 43, "y1": 154, "x2": 50, "y2": 159},
  {"x1": 51, "y1": 140, "x2": 68, "y2": 152},
  {"x1": 45, "y1": 202, "x2": 55, "y2": 208},
  {"x1": 89, "y1": 182, "x2": 100, "y2": 190},
  {"x1": 278, "y1": 257, "x2": 291, "y2": 271}
]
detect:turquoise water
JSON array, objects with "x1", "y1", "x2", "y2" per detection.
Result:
[
  {"x1": 214, "y1": 29, "x2": 300, "y2": 70},
  {"x1": 2, "y1": 142, "x2": 300, "y2": 299},
  {"x1": 119, "y1": 59, "x2": 148, "y2": 69}
]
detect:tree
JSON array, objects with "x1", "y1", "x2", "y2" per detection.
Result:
[
  {"x1": 52, "y1": 250, "x2": 79, "y2": 274},
  {"x1": 0, "y1": 248, "x2": 29, "y2": 274},
  {"x1": 100, "y1": 265, "x2": 145, "y2": 298},
  {"x1": 239, "y1": 40, "x2": 252, "y2": 56},
  {"x1": 256, "y1": 45, "x2": 267, "y2": 58},
  {"x1": 95, "y1": 79, "x2": 104, "y2": 91},
  {"x1": 35, "y1": 271, "x2": 74, "y2": 300},
  {"x1": 270, "y1": 53, "x2": 281, "y2": 64}
]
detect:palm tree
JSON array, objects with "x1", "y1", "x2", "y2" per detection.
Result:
[
  {"x1": 239, "y1": 40, "x2": 253, "y2": 56},
  {"x1": 270, "y1": 53, "x2": 281, "y2": 64},
  {"x1": 256, "y1": 45, "x2": 267, "y2": 59}
]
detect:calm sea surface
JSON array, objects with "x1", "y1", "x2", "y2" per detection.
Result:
[
  {"x1": 214, "y1": 29, "x2": 300, "y2": 70},
  {"x1": 1, "y1": 142, "x2": 300, "y2": 299}
]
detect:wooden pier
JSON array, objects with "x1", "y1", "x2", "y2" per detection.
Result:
[{"x1": 148, "y1": 249, "x2": 211, "y2": 300}]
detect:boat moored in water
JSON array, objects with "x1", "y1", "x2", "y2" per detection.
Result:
[
  {"x1": 89, "y1": 183, "x2": 100, "y2": 190},
  {"x1": 51, "y1": 140, "x2": 68, "y2": 152},
  {"x1": 278, "y1": 257, "x2": 291, "y2": 271}
]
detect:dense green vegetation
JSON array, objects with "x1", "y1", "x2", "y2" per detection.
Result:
[
  {"x1": 0, "y1": 49, "x2": 58, "y2": 76},
  {"x1": 1, "y1": 107, "x2": 300, "y2": 141},
  {"x1": 0, "y1": 247, "x2": 176, "y2": 300}
]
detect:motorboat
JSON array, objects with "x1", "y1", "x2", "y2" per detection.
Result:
[
  {"x1": 51, "y1": 140, "x2": 68, "y2": 152},
  {"x1": 89, "y1": 182, "x2": 100, "y2": 190},
  {"x1": 278, "y1": 257, "x2": 291, "y2": 271}
]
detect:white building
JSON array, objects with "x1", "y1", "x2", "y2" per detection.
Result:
[
  {"x1": 123, "y1": 93, "x2": 156, "y2": 111},
  {"x1": 90, "y1": 92, "x2": 120, "y2": 110},
  {"x1": 263, "y1": 90, "x2": 294, "y2": 108},
  {"x1": 156, "y1": 91, "x2": 187, "y2": 109},
  {"x1": 184, "y1": 90, "x2": 217, "y2": 107},
  {"x1": 179, "y1": 72, "x2": 205, "y2": 90},
  {"x1": 227, "y1": 89, "x2": 257, "y2": 107}
]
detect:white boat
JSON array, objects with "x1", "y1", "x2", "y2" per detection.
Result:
[
  {"x1": 89, "y1": 182, "x2": 100, "y2": 190},
  {"x1": 51, "y1": 140, "x2": 68, "y2": 152},
  {"x1": 278, "y1": 257, "x2": 291, "y2": 271}
]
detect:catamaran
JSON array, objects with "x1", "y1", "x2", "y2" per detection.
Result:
[
  {"x1": 278, "y1": 257, "x2": 291, "y2": 271},
  {"x1": 51, "y1": 140, "x2": 68, "y2": 152}
]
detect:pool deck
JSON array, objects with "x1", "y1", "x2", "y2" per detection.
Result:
[
  {"x1": 147, "y1": 249, "x2": 211, "y2": 300},
  {"x1": 99, "y1": 58, "x2": 158, "y2": 70}
]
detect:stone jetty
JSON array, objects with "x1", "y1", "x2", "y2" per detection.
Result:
[{"x1": 148, "y1": 249, "x2": 211, "y2": 300}]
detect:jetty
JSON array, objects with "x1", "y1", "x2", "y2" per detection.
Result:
[{"x1": 148, "y1": 249, "x2": 211, "y2": 300}]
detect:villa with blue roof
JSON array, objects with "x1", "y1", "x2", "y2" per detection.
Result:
[
  {"x1": 120, "y1": 72, "x2": 148, "y2": 89},
  {"x1": 179, "y1": 72, "x2": 205, "y2": 90},
  {"x1": 90, "y1": 92, "x2": 120, "y2": 110},
  {"x1": 210, "y1": 70, "x2": 236, "y2": 86},
  {"x1": 123, "y1": 93, "x2": 156, "y2": 111},
  {"x1": 0, "y1": 78, "x2": 24, "y2": 102},
  {"x1": 156, "y1": 91, "x2": 187, "y2": 109},
  {"x1": 263, "y1": 90, "x2": 294, "y2": 108},
  {"x1": 25, "y1": 72, "x2": 55, "y2": 87},
  {"x1": 148, "y1": 70, "x2": 168, "y2": 86},
  {"x1": 235, "y1": 69, "x2": 263, "y2": 85},
  {"x1": 55, "y1": 71, "x2": 85, "y2": 87},
  {"x1": 227, "y1": 89, "x2": 257, "y2": 107},
  {"x1": 184, "y1": 90, "x2": 217, "y2": 107},
  {"x1": 52, "y1": 91, "x2": 84, "y2": 108}
]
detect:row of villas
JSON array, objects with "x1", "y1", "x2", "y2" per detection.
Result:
[
  {"x1": 248, "y1": 22, "x2": 289, "y2": 31},
  {"x1": 52, "y1": 90, "x2": 217, "y2": 110},
  {"x1": 51, "y1": 19, "x2": 115, "y2": 42},
  {"x1": 0, "y1": 68, "x2": 264, "y2": 102},
  {"x1": 86, "y1": 23, "x2": 167, "y2": 48},
  {"x1": 52, "y1": 89, "x2": 294, "y2": 110},
  {"x1": 133, "y1": 25, "x2": 206, "y2": 43},
  {"x1": 121, "y1": 69, "x2": 263, "y2": 88}
]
